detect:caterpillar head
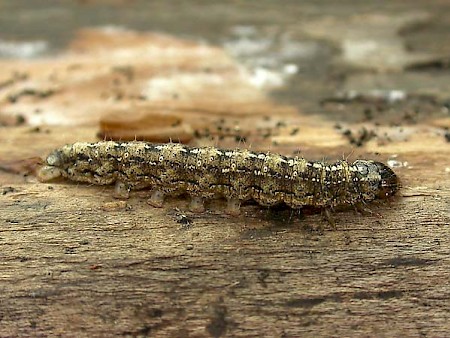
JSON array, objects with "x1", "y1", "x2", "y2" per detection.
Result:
[
  {"x1": 373, "y1": 161, "x2": 399, "y2": 198},
  {"x1": 353, "y1": 160, "x2": 399, "y2": 200}
]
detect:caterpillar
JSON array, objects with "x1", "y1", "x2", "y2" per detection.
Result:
[{"x1": 38, "y1": 141, "x2": 399, "y2": 218}]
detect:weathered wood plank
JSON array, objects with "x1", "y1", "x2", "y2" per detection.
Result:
[{"x1": 0, "y1": 125, "x2": 449, "y2": 337}]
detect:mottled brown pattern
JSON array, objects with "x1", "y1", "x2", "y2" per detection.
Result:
[{"x1": 38, "y1": 141, "x2": 399, "y2": 214}]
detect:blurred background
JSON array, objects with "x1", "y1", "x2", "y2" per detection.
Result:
[{"x1": 0, "y1": 0, "x2": 449, "y2": 156}]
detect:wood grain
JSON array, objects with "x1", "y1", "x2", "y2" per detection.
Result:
[{"x1": 0, "y1": 124, "x2": 449, "y2": 337}]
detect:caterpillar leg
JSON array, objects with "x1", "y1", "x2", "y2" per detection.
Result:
[
  {"x1": 113, "y1": 181, "x2": 130, "y2": 199},
  {"x1": 323, "y1": 208, "x2": 336, "y2": 229},
  {"x1": 225, "y1": 198, "x2": 241, "y2": 216},
  {"x1": 147, "y1": 190, "x2": 165, "y2": 208},
  {"x1": 189, "y1": 196, "x2": 205, "y2": 213},
  {"x1": 354, "y1": 203, "x2": 382, "y2": 218},
  {"x1": 288, "y1": 208, "x2": 302, "y2": 223}
]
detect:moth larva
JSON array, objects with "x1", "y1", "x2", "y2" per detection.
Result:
[{"x1": 38, "y1": 141, "x2": 399, "y2": 217}]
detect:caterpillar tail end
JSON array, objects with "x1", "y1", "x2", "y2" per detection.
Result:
[{"x1": 37, "y1": 165, "x2": 62, "y2": 182}]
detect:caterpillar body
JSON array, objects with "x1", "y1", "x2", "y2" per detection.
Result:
[{"x1": 38, "y1": 141, "x2": 399, "y2": 217}]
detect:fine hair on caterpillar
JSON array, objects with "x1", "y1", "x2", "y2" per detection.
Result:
[{"x1": 38, "y1": 141, "x2": 399, "y2": 221}]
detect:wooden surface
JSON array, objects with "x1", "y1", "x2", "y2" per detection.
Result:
[
  {"x1": 0, "y1": 122, "x2": 449, "y2": 337},
  {"x1": 0, "y1": 8, "x2": 449, "y2": 336}
]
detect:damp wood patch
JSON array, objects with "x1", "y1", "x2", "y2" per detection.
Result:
[{"x1": 38, "y1": 141, "x2": 399, "y2": 217}]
